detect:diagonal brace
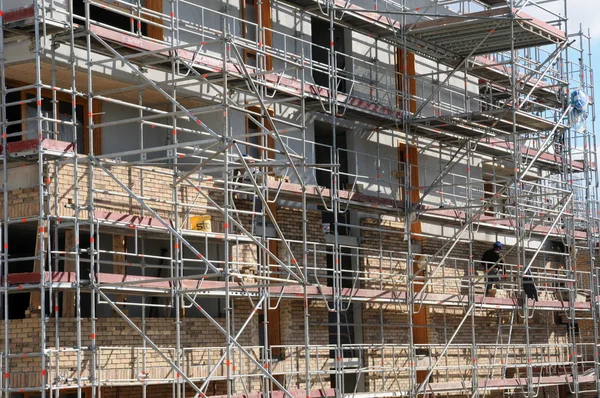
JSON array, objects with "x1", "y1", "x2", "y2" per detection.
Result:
[
  {"x1": 92, "y1": 158, "x2": 222, "y2": 275},
  {"x1": 96, "y1": 289, "x2": 205, "y2": 396},
  {"x1": 88, "y1": 29, "x2": 221, "y2": 140},
  {"x1": 229, "y1": 41, "x2": 305, "y2": 187},
  {"x1": 182, "y1": 293, "x2": 296, "y2": 397},
  {"x1": 234, "y1": 143, "x2": 306, "y2": 278},
  {"x1": 522, "y1": 193, "x2": 572, "y2": 275},
  {"x1": 185, "y1": 177, "x2": 305, "y2": 284},
  {"x1": 415, "y1": 304, "x2": 474, "y2": 395}
]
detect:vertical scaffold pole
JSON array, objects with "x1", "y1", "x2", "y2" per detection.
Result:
[
  {"x1": 0, "y1": 0, "x2": 9, "y2": 394},
  {"x1": 223, "y1": 26, "x2": 233, "y2": 398}
]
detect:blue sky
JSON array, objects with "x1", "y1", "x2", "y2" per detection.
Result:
[
  {"x1": 547, "y1": 0, "x2": 599, "y2": 135},
  {"x1": 590, "y1": 40, "x2": 598, "y2": 138}
]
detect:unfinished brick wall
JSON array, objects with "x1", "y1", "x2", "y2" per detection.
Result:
[
  {"x1": 206, "y1": 194, "x2": 254, "y2": 235},
  {"x1": 574, "y1": 246, "x2": 598, "y2": 370},
  {"x1": 48, "y1": 162, "x2": 212, "y2": 225},
  {"x1": 360, "y1": 304, "x2": 572, "y2": 391},
  {"x1": 276, "y1": 300, "x2": 332, "y2": 389},
  {"x1": 361, "y1": 301, "x2": 412, "y2": 393},
  {"x1": 422, "y1": 238, "x2": 573, "y2": 386},
  {"x1": 277, "y1": 206, "x2": 327, "y2": 284},
  {"x1": 422, "y1": 238, "x2": 567, "y2": 300},
  {"x1": 357, "y1": 215, "x2": 581, "y2": 394},
  {"x1": 3, "y1": 158, "x2": 594, "y2": 396},
  {"x1": 230, "y1": 240, "x2": 259, "y2": 280},
  {"x1": 359, "y1": 217, "x2": 412, "y2": 392},
  {"x1": 575, "y1": 245, "x2": 597, "y2": 298},
  {"x1": 3, "y1": 299, "x2": 260, "y2": 392},
  {"x1": 0, "y1": 186, "x2": 40, "y2": 220},
  {"x1": 0, "y1": 161, "x2": 214, "y2": 227},
  {"x1": 427, "y1": 307, "x2": 571, "y2": 384},
  {"x1": 360, "y1": 217, "x2": 408, "y2": 291}
]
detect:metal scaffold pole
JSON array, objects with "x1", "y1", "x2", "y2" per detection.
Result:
[
  {"x1": 301, "y1": 42, "x2": 312, "y2": 398},
  {"x1": 0, "y1": 0, "x2": 8, "y2": 395},
  {"x1": 0, "y1": 0, "x2": 599, "y2": 396},
  {"x1": 585, "y1": 25, "x2": 600, "y2": 396}
]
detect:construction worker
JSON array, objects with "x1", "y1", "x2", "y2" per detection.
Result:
[
  {"x1": 522, "y1": 269, "x2": 539, "y2": 301},
  {"x1": 481, "y1": 241, "x2": 504, "y2": 296},
  {"x1": 235, "y1": 153, "x2": 258, "y2": 184}
]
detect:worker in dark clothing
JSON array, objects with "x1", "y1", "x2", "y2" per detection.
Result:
[
  {"x1": 481, "y1": 241, "x2": 504, "y2": 296},
  {"x1": 522, "y1": 269, "x2": 539, "y2": 301}
]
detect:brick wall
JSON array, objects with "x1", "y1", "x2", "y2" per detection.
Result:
[
  {"x1": 3, "y1": 299, "x2": 260, "y2": 392},
  {"x1": 277, "y1": 206, "x2": 327, "y2": 284},
  {"x1": 274, "y1": 206, "x2": 331, "y2": 390},
  {"x1": 3, "y1": 158, "x2": 596, "y2": 397},
  {"x1": 0, "y1": 161, "x2": 214, "y2": 226},
  {"x1": 427, "y1": 308, "x2": 571, "y2": 384},
  {"x1": 574, "y1": 245, "x2": 598, "y2": 372},
  {"x1": 361, "y1": 301, "x2": 411, "y2": 392},
  {"x1": 357, "y1": 215, "x2": 583, "y2": 394},
  {"x1": 0, "y1": 186, "x2": 40, "y2": 220},
  {"x1": 276, "y1": 300, "x2": 332, "y2": 390},
  {"x1": 360, "y1": 217, "x2": 408, "y2": 291},
  {"x1": 422, "y1": 238, "x2": 567, "y2": 300},
  {"x1": 47, "y1": 162, "x2": 212, "y2": 225}
]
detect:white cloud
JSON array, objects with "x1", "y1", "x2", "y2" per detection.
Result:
[
  {"x1": 528, "y1": 0, "x2": 600, "y2": 38},
  {"x1": 564, "y1": 0, "x2": 600, "y2": 38}
]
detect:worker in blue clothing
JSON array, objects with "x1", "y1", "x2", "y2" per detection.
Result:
[{"x1": 480, "y1": 241, "x2": 504, "y2": 296}]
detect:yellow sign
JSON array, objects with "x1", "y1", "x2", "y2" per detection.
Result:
[{"x1": 190, "y1": 215, "x2": 211, "y2": 232}]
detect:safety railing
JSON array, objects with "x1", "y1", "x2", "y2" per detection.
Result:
[
  {"x1": 29, "y1": 0, "x2": 572, "y2": 128},
  {"x1": 38, "y1": 341, "x2": 598, "y2": 391},
  {"x1": 276, "y1": 133, "x2": 403, "y2": 203},
  {"x1": 284, "y1": 239, "x2": 594, "y2": 305},
  {"x1": 97, "y1": 346, "x2": 177, "y2": 385}
]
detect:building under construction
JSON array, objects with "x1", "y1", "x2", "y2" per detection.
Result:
[{"x1": 0, "y1": 0, "x2": 598, "y2": 396}]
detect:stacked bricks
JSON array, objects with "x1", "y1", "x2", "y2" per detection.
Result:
[{"x1": 228, "y1": 198, "x2": 259, "y2": 281}]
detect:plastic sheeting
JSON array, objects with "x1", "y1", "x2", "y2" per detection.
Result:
[{"x1": 570, "y1": 89, "x2": 589, "y2": 132}]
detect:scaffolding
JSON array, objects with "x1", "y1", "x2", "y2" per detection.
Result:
[{"x1": 0, "y1": 0, "x2": 598, "y2": 397}]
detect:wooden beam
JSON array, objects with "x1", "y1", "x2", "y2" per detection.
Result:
[
  {"x1": 146, "y1": 0, "x2": 164, "y2": 40},
  {"x1": 399, "y1": 143, "x2": 427, "y2": 382},
  {"x1": 396, "y1": 49, "x2": 416, "y2": 113},
  {"x1": 27, "y1": 220, "x2": 46, "y2": 316},
  {"x1": 267, "y1": 204, "x2": 281, "y2": 357},
  {"x1": 261, "y1": 0, "x2": 273, "y2": 70},
  {"x1": 62, "y1": 229, "x2": 76, "y2": 317},
  {"x1": 112, "y1": 235, "x2": 127, "y2": 314},
  {"x1": 241, "y1": 0, "x2": 272, "y2": 70}
]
